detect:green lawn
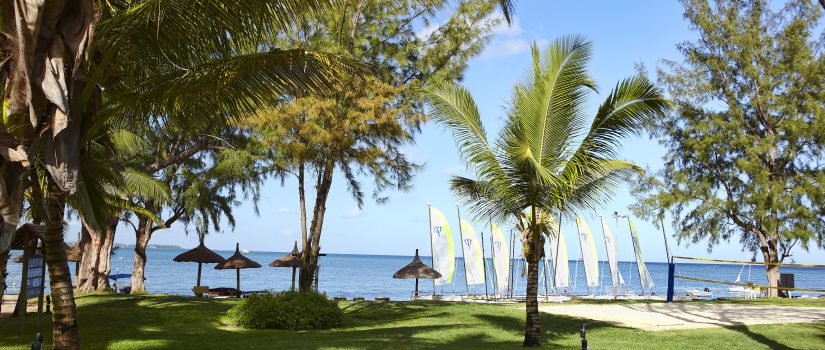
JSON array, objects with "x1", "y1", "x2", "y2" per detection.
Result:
[{"x1": 1, "y1": 295, "x2": 824, "y2": 349}]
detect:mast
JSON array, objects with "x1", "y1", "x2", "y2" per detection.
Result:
[
  {"x1": 489, "y1": 221, "x2": 498, "y2": 296},
  {"x1": 456, "y1": 205, "x2": 470, "y2": 296},
  {"x1": 542, "y1": 252, "x2": 550, "y2": 300},
  {"x1": 574, "y1": 218, "x2": 585, "y2": 295},
  {"x1": 481, "y1": 231, "x2": 490, "y2": 301},
  {"x1": 428, "y1": 204, "x2": 436, "y2": 294},
  {"x1": 509, "y1": 229, "x2": 515, "y2": 299},
  {"x1": 660, "y1": 217, "x2": 671, "y2": 262},
  {"x1": 599, "y1": 216, "x2": 611, "y2": 295},
  {"x1": 627, "y1": 217, "x2": 645, "y2": 295},
  {"x1": 553, "y1": 215, "x2": 561, "y2": 293}
]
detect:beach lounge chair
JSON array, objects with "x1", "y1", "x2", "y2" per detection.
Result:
[{"x1": 192, "y1": 286, "x2": 209, "y2": 297}]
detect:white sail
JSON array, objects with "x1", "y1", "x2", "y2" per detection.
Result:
[
  {"x1": 459, "y1": 220, "x2": 485, "y2": 285},
  {"x1": 575, "y1": 216, "x2": 600, "y2": 288},
  {"x1": 600, "y1": 217, "x2": 624, "y2": 290},
  {"x1": 429, "y1": 206, "x2": 455, "y2": 285},
  {"x1": 491, "y1": 223, "x2": 510, "y2": 294},
  {"x1": 548, "y1": 223, "x2": 569, "y2": 289},
  {"x1": 628, "y1": 219, "x2": 655, "y2": 289}
]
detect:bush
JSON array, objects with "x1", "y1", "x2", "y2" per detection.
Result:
[{"x1": 228, "y1": 291, "x2": 344, "y2": 329}]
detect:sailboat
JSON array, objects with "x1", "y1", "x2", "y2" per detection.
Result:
[
  {"x1": 547, "y1": 219, "x2": 569, "y2": 294},
  {"x1": 599, "y1": 217, "x2": 627, "y2": 295},
  {"x1": 457, "y1": 217, "x2": 486, "y2": 293},
  {"x1": 575, "y1": 216, "x2": 600, "y2": 295},
  {"x1": 626, "y1": 218, "x2": 655, "y2": 295},
  {"x1": 490, "y1": 223, "x2": 510, "y2": 298},
  {"x1": 729, "y1": 263, "x2": 760, "y2": 298},
  {"x1": 428, "y1": 205, "x2": 456, "y2": 296}
]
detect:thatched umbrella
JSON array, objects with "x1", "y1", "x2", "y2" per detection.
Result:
[
  {"x1": 173, "y1": 236, "x2": 225, "y2": 296},
  {"x1": 269, "y1": 241, "x2": 301, "y2": 291},
  {"x1": 13, "y1": 242, "x2": 78, "y2": 263},
  {"x1": 393, "y1": 249, "x2": 441, "y2": 300},
  {"x1": 214, "y1": 243, "x2": 261, "y2": 296}
]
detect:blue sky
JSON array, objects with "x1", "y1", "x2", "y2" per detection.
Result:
[{"x1": 68, "y1": 1, "x2": 824, "y2": 264}]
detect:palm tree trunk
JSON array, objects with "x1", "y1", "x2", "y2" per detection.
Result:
[
  {"x1": 523, "y1": 207, "x2": 541, "y2": 347},
  {"x1": 523, "y1": 254, "x2": 541, "y2": 346},
  {"x1": 0, "y1": 222, "x2": 14, "y2": 312},
  {"x1": 44, "y1": 178, "x2": 80, "y2": 349},
  {"x1": 131, "y1": 215, "x2": 152, "y2": 294}
]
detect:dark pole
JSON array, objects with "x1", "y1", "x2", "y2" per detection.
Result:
[
  {"x1": 196, "y1": 263, "x2": 202, "y2": 287},
  {"x1": 415, "y1": 277, "x2": 419, "y2": 300},
  {"x1": 236, "y1": 268, "x2": 241, "y2": 297}
]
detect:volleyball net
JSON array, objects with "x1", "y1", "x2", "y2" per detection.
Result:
[{"x1": 669, "y1": 256, "x2": 825, "y2": 298}]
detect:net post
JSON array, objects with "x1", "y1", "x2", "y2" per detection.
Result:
[{"x1": 666, "y1": 258, "x2": 675, "y2": 303}]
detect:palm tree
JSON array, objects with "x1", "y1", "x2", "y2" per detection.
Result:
[
  {"x1": 1, "y1": 1, "x2": 365, "y2": 348},
  {"x1": 422, "y1": 36, "x2": 670, "y2": 347}
]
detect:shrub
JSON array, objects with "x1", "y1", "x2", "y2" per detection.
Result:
[{"x1": 228, "y1": 291, "x2": 344, "y2": 329}]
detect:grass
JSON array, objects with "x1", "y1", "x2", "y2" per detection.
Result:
[{"x1": 1, "y1": 294, "x2": 823, "y2": 349}]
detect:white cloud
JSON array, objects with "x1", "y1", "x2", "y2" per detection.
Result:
[
  {"x1": 344, "y1": 207, "x2": 363, "y2": 219},
  {"x1": 441, "y1": 165, "x2": 465, "y2": 176},
  {"x1": 276, "y1": 207, "x2": 290, "y2": 213},
  {"x1": 478, "y1": 15, "x2": 546, "y2": 61},
  {"x1": 479, "y1": 38, "x2": 530, "y2": 60},
  {"x1": 488, "y1": 13, "x2": 522, "y2": 37}
]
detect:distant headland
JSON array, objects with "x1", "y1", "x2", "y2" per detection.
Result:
[{"x1": 113, "y1": 244, "x2": 181, "y2": 250}]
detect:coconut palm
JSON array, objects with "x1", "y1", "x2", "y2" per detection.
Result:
[
  {"x1": 0, "y1": 1, "x2": 365, "y2": 348},
  {"x1": 422, "y1": 36, "x2": 670, "y2": 347}
]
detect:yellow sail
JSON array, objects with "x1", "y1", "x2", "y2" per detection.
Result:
[{"x1": 429, "y1": 206, "x2": 455, "y2": 285}]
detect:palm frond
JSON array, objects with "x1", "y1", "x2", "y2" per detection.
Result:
[
  {"x1": 552, "y1": 159, "x2": 643, "y2": 218},
  {"x1": 583, "y1": 76, "x2": 670, "y2": 160},
  {"x1": 507, "y1": 37, "x2": 595, "y2": 173},
  {"x1": 121, "y1": 168, "x2": 171, "y2": 204},
  {"x1": 421, "y1": 82, "x2": 504, "y2": 185},
  {"x1": 89, "y1": 49, "x2": 367, "y2": 142}
]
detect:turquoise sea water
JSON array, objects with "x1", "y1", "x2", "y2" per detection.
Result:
[{"x1": 5, "y1": 248, "x2": 823, "y2": 300}]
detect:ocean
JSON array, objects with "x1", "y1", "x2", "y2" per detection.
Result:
[{"x1": 4, "y1": 248, "x2": 823, "y2": 300}]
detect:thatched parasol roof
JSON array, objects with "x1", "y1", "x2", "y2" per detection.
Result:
[
  {"x1": 269, "y1": 241, "x2": 301, "y2": 268},
  {"x1": 173, "y1": 242, "x2": 225, "y2": 264},
  {"x1": 10, "y1": 224, "x2": 79, "y2": 262},
  {"x1": 214, "y1": 243, "x2": 261, "y2": 270},
  {"x1": 393, "y1": 249, "x2": 441, "y2": 279}
]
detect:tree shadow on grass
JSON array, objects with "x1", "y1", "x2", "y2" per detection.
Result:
[{"x1": 0, "y1": 296, "x2": 551, "y2": 349}]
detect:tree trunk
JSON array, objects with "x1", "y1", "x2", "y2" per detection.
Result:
[
  {"x1": 299, "y1": 164, "x2": 307, "y2": 247},
  {"x1": 761, "y1": 248, "x2": 781, "y2": 298},
  {"x1": 131, "y1": 216, "x2": 152, "y2": 294},
  {"x1": 76, "y1": 222, "x2": 97, "y2": 291},
  {"x1": 523, "y1": 253, "x2": 541, "y2": 346},
  {"x1": 522, "y1": 207, "x2": 542, "y2": 347},
  {"x1": 299, "y1": 160, "x2": 334, "y2": 292},
  {"x1": 77, "y1": 214, "x2": 117, "y2": 292},
  {"x1": 0, "y1": 222, "x2": 14, "y2": 312},
  {"x1": 96, "y1": 219, "x2": 116, "y2": 291},
  {"x1": 44, "y1": 178, "x2": 80, "y2": 349}
]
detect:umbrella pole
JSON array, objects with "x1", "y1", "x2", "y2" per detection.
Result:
[
  {"x1": 236, "y1": 268, "x2": 241, "y2": 297},
  {"x1": 196, "y1": 262, "x2": 203, "y2": 297},
  {"x1": 415, "y1": 277, "x2": 419, "y2": 300},
  {"x1": 197, "y1": 263, "x2": 203, "y2": 286}
]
